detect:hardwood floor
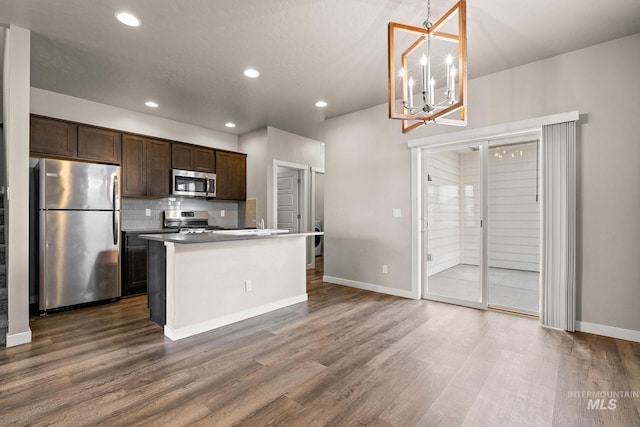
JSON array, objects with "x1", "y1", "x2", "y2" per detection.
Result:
[{"x1": 1, "y1": 259, "x2": 639, "y2": 426}]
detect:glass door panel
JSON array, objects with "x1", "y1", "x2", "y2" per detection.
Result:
[
  {"x1": 424, "y1": 146, "x2": 485, "y2": 307},
  {"x1": 487, "y1": 142, "x2": 541, "y2": 314}
]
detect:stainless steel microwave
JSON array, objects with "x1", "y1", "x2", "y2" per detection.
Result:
[{"x1": 171, "y1": 169, "x2": 216, "y2": 198}]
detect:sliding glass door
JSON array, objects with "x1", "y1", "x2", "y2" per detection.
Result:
[
  {"x1": 423, "y1": 145, "x2": 487, "y2": 308},
  {"x1": 486, "y1": 142, "x2": 541, "y2": 314},
  {"x1": 422, "y1": 137, "x2": 541, "y2": 315}
]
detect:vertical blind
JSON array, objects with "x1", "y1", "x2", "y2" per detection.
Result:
[{"x1": 541, "y1": 121, "x2": 576, "y2": 331}]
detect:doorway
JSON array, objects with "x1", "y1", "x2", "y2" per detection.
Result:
[
  {"x1": 311, "y1": 167, "x2": 325, "y2": 271},
  {"x1": 422, "y1": 137, "x2": 541, "y2": 315},
  {"x1": 277, "y1": 168, "x2": 301, "y2": 233},
  {"x1": 272, "y1": 160, "x2": 311, "y2": 268}
]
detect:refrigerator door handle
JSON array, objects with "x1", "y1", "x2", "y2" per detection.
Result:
[
  {"x1": 113, "y1": 211, "x2": 119, "y2": 245},
  {"x1": 113, "y1": 176, "x2": 119, "y2": 245}
]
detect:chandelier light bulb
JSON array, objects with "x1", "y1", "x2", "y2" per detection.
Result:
[{"x1": 408, "y1": 77, "x2": 415, "y2": 108}]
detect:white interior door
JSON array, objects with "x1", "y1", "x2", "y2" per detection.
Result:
[{"x1": 277, "y1": 168, "x2": 300, "y2": 233}]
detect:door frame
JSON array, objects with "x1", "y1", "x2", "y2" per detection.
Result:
[
  {"x1": 421, "y1": 143, "x2": 489, "y2": 310},
  {"x1": 310, "y1": 167, "x2": 325, "y2": 269},
  {"x1": 276, "y1": 168, "x2": 301, "y2": 233},
  {"x1": 271, "y1": 159, "x2": 311, "y2": 268}
]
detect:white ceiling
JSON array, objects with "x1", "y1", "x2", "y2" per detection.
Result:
[{"x1": 0, "y1": 0, "x2": 639, "y2": 140}]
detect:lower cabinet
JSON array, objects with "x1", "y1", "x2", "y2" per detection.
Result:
[{"x1": 121, "y1": 232, "x2": 148, "y2": 297}]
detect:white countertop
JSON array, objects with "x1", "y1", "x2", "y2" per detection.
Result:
[{"x1": 139, "y1": 231, "x2": 322, "y2": 244}]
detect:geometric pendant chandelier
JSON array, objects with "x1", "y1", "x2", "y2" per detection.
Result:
[{"x1": 388, "y1": 0, "x2": 467, "y2": 133}]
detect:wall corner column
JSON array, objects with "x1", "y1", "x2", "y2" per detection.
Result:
[{"x1": 4, "y1": 25, "x2": 32, "y2": 347}]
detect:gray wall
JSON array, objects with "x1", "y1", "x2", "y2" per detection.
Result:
[
  {"x1": 239, "y1": 128, "x2": 269, "y2": 223},
  {"x1": 324, "y1": 34, "x2": 640, "y2": 332},
  {"x1": 239, "y1": 126, "x2": 324, "y2": 229}
]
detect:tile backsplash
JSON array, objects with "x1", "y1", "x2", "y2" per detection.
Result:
[{"x1": 121, "y1": 197, "x2": 241, "y2": 230}]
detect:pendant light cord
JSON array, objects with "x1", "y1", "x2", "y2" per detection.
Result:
[{"x1": 424, "y1": 0, "x2": 433, "y2": 29}]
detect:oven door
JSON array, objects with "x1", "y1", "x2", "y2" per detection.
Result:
[{"x1": 172, "y1": 169, "x2": 208, "y2": 197}]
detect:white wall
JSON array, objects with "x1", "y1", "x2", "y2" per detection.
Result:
[
  {"x1": 325, "y1": 33, "x2": 640, "y2": 333},
  {"x1": 30, "y1": 88, "x2": 238, "y2": 151},
  {"x1": 460, "y1": 151, "x2": 481, "y2": 266},
  {"x1": 425, "y1": 150, "x2": 462, "y2": 275},
  {"x1": 238, "y1": 128, "x2": 268, "y2": 223},
  {"x1": 314, "y1": 172, "x2": 325, "y2": 224},
  {"x1": 265, "y1": 127, "x2": 324, "y2": 230},
  {"x1": 486, "y1": 143, "x2": 540, "y2": 271},
  {"x1": 4, "y1": 26, "x2": 32, "y2": 346},
  {"x1": 239, "y1": 126, "x2": 324, "y2": 229}
]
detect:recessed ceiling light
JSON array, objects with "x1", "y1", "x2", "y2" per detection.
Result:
[
  {"x1": 145, "y1": 101, "x2": 159, "y2": 108},
  {"x1": 225, "y1": 122, "x2": 236, "y2": 128},
  {"x1": 115, "y1": 11, "x2": 141, "y2": 27},
  {"x1": 243, "y1": 69, "x2": 260, "y2": 78},
  {"x1": 315, "y1": 101, "x2": 328, "y2": 108}
]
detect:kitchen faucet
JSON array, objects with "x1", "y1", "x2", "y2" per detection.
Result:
[{"x1": 253, "y1": 218, "x2": 265, "y2": 230}]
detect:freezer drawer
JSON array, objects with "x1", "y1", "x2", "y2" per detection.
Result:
[{"x1": 40, "y1": 210, "x2": 120, "y2": 310}]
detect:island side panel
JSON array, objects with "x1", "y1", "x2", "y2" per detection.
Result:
[
  {"x1": 147, "y1": 240, "x2": 167, "y2": 326},
  {"x1": 164, "y1": 236, "x2": 308, "y2": 340}
]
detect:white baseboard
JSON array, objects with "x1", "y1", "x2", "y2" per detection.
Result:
[
  {"x1": 164, "y1": 294, "x2": 308, "y2": 341},
  {"x1": 576, "y1": 321, "x2": 640, "y2": 343},
  {"x1": 323, "y1": 276, "x2": 418, "y2": 299},
  {"x1": 6, "y1": 329, "x2": 32, "y2": 347}
]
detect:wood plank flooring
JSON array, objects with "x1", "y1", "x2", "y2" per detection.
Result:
[{"x1": 1, "y1": 257, "x2": 639, "y2": 426}]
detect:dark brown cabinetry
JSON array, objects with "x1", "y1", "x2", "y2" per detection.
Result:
[
  {"x1": 30, "y1": 115, "x2": 122, "y2": 165},
  {"x1": 215, "y1": 150, "x2": 247, "y2": 200},
  {"x1": 146, "y1": 139, "x2": 172, "y2": 196},
  {"x1": 193, "y1": 147, "x2": 216, "y2": 173},
  {"x1": 77, "y1": 126, "x2": 121, "y2": 164},
  {"x1": 30, "y1": 115, "x2": 247, "y2": 201},
  {"x1": 171, "y1": 143, "x2": 192, "y2": 170},
  {"x1": 121, "y1": 232, "x2": 148, "y2": 297},
  {"x1": 122, "y1": 134, "x2": 171, "y2": 197},
  {"x1": 172, "y1": 143, "x2": 215, "y2": 173},
  {"x1": 30, "y1": 115, "x2": 78, "y2": 158}
]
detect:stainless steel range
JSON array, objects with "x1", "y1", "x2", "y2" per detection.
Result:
[{"x1": 163, "y1": 210, "x2": 224, "y2": 234}]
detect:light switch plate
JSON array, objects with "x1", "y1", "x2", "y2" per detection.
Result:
[{"x1": 393, "y1": 208, "x2": 401, "y2": 218}]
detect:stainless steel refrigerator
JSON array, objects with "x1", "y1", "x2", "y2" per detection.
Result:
[{"x1": 37, "y1": 158, "x2": 121, "y2": 311}]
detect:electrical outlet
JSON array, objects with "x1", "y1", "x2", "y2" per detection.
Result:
[
  {"x1": 145, "y1": 208, "x2": 151, "y2": 217},
  {"x1": 382, "y1": 265, "x2": 388, "y2": 274},
  {"x1": 220, "y1": 210, "x2": 225, "y2": 217},
  {"x1": 245, "y1": 280, "x2": 252, "y2": 292},
  {"x1": 427, "y1": 253, "x2": 433, "y2": 261}
]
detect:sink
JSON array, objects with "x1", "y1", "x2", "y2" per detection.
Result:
[{"x1": 211, "y1": 229, "x2": 290, "y2": 236}]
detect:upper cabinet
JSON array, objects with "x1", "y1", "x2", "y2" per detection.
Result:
[
  {"x1": 30, "y1": 115, "x2": 78, "y2": 158},
  {"x1": 30, "y1": 115, "x2": 121, "y2": 165},
  {"x1": 122, "y1": 134, "x2": 171, "y2": 197},
  {"x1": 193, "y1": 147, "x2": 216, "y2": 173},
  {"x1": 171, "y1": 143, "x2": 193, "y2": 170},
  {"x1": 172, "y1": 143, "x2": 215, "y2": 173},
  {"x1": 77, "y1": 126, "x2": 121, "y2": 164},
  {"x1": 215, "y1": 151, "x2": 246, "y2": 201},
  {"x1": 31, "y1": 115, "x2": 247, "y2": 201}
]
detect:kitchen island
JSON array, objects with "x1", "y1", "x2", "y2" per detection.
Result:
[{"x1": 139, "y1": 231, "x2": 320, "y2": 341}]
